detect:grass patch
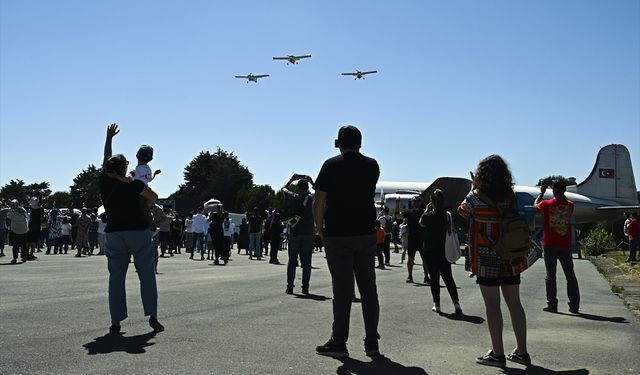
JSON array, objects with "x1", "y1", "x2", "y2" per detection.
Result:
[{"x1": 601, "y1": 249, "x2": 640, "y2": 281}]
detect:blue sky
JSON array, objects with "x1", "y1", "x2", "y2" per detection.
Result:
[{"x1": 1, "y1": 0, "x2": 639, "y2": 200}]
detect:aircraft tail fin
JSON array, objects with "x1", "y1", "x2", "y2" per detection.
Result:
[{"x1": 576, "y1": 144, "x2": 638, "y2": 204}]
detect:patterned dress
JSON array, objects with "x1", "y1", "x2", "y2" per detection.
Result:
[{"x1": 458, "y1": 191, "x2": 529, "y2": 278}]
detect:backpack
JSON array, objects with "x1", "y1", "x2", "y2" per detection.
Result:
[{"x1": 474, "y1": 190, "x2": 530, "y2": 260}]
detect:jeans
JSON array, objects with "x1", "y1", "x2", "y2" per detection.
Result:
[
  {"x1": 383, "y1": 234, "x2": 391, "y2": 264},
  {"x1": 185, "y1": 232, "x2": 193, "y2": 253},
  {"x1": 544, "y1": 247, "x2": 580, "y2": 309},
  {"x1": 105, "y1": 230, "x2": 157, "y2": 323},
  {"x1": 287, "y1": 235, "x2": 314, "y2": 288},
  {"x1": 159, "y1": 231, "x2": 171, "y2": 255},
  {"x1": 192, "y1": 232, "x2": 205, "y2": 256},
  {"x1": 426, "y1": 254, "x2": 459, "y2": 304},
  {"x1": 249, "y1": 232, "x2": 262, "y2": 258},
  {"x1": 98, "y1": 233, "x2": 106, "y2": 254},
  {"x1": 628, "y1": 238, "x2": 638, "y2": 261},
  {"x1": 324, "y1": 234, "x2": 379, "y2": 345}
]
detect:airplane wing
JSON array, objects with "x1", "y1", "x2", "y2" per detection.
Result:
[
  {"x1": 295, "y1": 55, "x2": 312, "y2": 59},
  {"x1": 362, "y1": 70, "x2": 378, "y2": 75},
  {"x1": 254, "y1": 74, "x2": 270, "y2": 78},
  {"x1": 341, "y1": 72, "x2": 357, "y2": 76},
  {"x1": 596, "y1": 205, "x2": 640, "y2": 211},
  {"x1": 235, "y1": 75, "x2": 248, "y2": 78},
  {"x1": 273, "y1": 57, "x2": 288, "y2": 60}
]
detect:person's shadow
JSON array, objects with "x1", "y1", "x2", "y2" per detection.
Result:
[
  {"x1": 336, "y1": 356, "x2": 428, "y2": 375},
  {"x1": 83, "y1": 332, "x2": 157, "y2": 355},
  {"x1": 438, "y1": 312, "x2": 485, "y2": 324},
  {"x1": 554, "y1": 312, "x2": 628, "y2": 323},
  {"x1": 295, "y1": 293, "x2": 332, "y2": 301},
  {"x1": 502, "y1": 365, "x2": 589, "y2": 374}
]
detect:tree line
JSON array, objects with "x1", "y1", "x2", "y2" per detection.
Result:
[{"x1": 0, "y1": 147, "x2": 284, "y2": 214}]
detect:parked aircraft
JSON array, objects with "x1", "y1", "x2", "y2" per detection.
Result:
[
  {"x1": 341, "y1": 70, "x2": 377, "y2": 79},
  {"x1": 376, "y1": 144, "x2": 639, "y2": 225},
  {"x1": 235, "y1": 74, "x2": 269, "y2": 83},
  {"x1": 273, "y1": 54, "x2": 312, "y2": 65}
]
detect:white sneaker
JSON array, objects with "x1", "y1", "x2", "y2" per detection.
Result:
[
  {"x1": 432, "y1": 303, "x2": 441, "y2": 313},
  {"x1": 454, "y1": 302, "x2": 462, "y2": 314}
]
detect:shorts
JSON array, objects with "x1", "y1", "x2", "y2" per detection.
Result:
[
  {"x1": 477, "y1": 274, "x2": 521, "y2": 287},
  {"x1": 407, "y1": 238, "x2": 424, "y2": 259}
]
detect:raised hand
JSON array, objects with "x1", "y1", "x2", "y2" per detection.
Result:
[{"x1": 106, "y1": 123, "x2": 120, "y2": 138}]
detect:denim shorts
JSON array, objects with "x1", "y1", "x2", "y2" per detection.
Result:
[{"x1": 477, "y1": 274, "x2": 521, "y2": 286}]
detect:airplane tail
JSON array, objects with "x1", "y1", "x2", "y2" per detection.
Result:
[{"x1": 576, "y1": 144, "x2": 638, "y2": 204}]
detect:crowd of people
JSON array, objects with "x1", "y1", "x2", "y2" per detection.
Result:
[{"x1": 2, "y1": 123, "x2": 635, "y2": 368}]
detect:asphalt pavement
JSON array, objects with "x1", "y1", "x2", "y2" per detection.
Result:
[{"x1": 1, "y1": 246, "x2": 638, "y2": 375}]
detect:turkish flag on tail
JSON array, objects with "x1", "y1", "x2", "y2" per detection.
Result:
[{"x1": 599, "y1": 169, "x2": 615, "y2": 178}]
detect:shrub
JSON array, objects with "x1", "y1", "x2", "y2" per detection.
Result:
[{"x1": 580, "y1": 222, "x2": 614, "y2": 256}]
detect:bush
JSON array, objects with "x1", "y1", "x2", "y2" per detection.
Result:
[{"x1": 580, "y1": 222, "x2": 614, "y2": 256}]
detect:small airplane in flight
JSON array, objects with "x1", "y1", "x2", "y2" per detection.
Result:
[
  {"x1": 235, "y1": 73, "x2": 270, "y2": 83},
  {"x1": 273, "y1": 54, "x2": 312, "y2": 65},
  {"x1": 341, "y1": 70, "x2": 378, "y2": 79},
  {"x1": 374, "y1": 144, "x2": 639, "y2": 226}
]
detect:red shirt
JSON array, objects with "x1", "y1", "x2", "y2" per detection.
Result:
[
  {"x1": 535, "y1": 197, "x2": 575, "y2": 248},
  {"x1": 628, "y1": 218, "x2": 639, "y2": 240}
]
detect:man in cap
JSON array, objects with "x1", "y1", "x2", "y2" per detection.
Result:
[
  {"x1": 281, "y1": 173, "x2": 315, "y2": 294},
  {"x1": 313, "y1": 125, "x2": 381, "y2": 358}
]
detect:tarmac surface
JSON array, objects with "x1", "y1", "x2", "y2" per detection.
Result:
[{"x1": 1, "y1": 246, "x2": 639, "y2": 375}]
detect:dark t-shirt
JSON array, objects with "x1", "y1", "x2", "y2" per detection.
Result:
[
  {"x1": 419, "y1": 210, "x2": 447, "y2": 257},
  {"x1": 208, "y1": 213, "x2": 224, "y2": 236},
  {"x1": 284, "y1": 191, "x2": 315, "y2": 236},
  {"x1": 248, "y1": 213, "x2": 262, "y2": 233},
  {"x1": 402, "y1": 208, "x2": 425, "y2": 244},
  {"x1": 314, "y1": 152, "x2": 379, "y2": 237},
  {"x1": 28, "y1": 207, "x2": 45, "y2": 233},
  {"x1": 99, "y1": 174, "x2": 150, "y2": 233}
]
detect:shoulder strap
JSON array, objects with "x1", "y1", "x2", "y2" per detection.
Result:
[{"x1": 446, "y1": 211, "x2": 453, "y2": 234}]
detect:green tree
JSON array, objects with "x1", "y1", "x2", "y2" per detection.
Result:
[
  {"x1": 25, "y1": 182, "x2": 51, "y2": 201},
  {"x1": 70, "y1": 164, "x2": 102, "y2": 208},
  {"x1": 235, "y1": 184, "x2": 279, "y2": 213},
  {"x1": 170, "y1": 149, "x2": 253, "y2": 212},
  {"x1": 47, "y1": 191, "x2": 73, "y2": 208},
  {"x1": 0, "y1": 180, "x2": 50, "y2": 203},
  {"x1": 536, "y1": 175, "x2": 577, "y2": 187},
  {"x1": 0, "y1": 179, "x2": 28, "y2": 202}
]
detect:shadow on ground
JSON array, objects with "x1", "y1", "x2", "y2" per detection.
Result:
[
  {"x1": 295, "y1": 293, "x2": 332, "y2": 301},
  {"x1": 502, "y1": 365, "x2": 589, "y2": 374},
  {"x1": 336, "y1": 355, "x2": 428, "y2": 375},
  {"x1": 83, "y1": 332, "x2": 157, "y2": 355},
  {"x1": 554, "y1": 312, "x2": 628, "y2": 323},
  {"x1": 439, "y1": 312, "x2": 485, "y2": 324}
]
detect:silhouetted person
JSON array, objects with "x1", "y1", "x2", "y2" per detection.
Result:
[{"x1": 313, "y1": 125, "x2": 381, "y2": 358}]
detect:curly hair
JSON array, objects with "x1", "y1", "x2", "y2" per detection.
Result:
[{"x1": 472, "y1": 154, "x2": 514, "y2": 202}]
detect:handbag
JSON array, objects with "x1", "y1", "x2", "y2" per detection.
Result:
[{"x1": 445, "y1": 211, "x2": 461, "y2": 263}]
